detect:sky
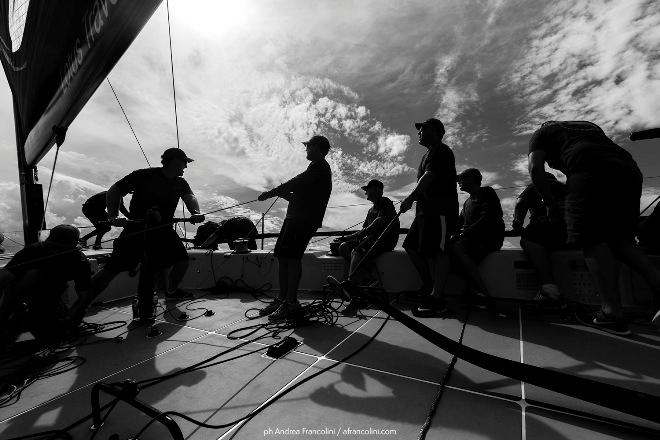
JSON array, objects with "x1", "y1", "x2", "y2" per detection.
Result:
[{"x1": 0, "y1": 0, "x2": 659, "y2": 252}]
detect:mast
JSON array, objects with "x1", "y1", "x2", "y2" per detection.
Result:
[
  {"x1": 13, "y1": 96, "x2": 42, "y2": 245},
  {"x1": 0, "y1": 0, "x2": 164, "y2": 245}
]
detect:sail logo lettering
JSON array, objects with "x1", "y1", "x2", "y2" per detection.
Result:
[{"x1": 60, "y1": 0, "x2": 119, "y2": 94}]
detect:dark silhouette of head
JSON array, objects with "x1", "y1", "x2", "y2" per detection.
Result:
[
  {"x1": 361, "y1": 179, "x2": 384, "y2": 203},
  {"x1": 457, "y1": 168, "x2": 482, "y2": 194},
  {"x1": 303, "y1": 135, "x2": 331, "y2": 161},
  {"x1": 415, "y1": 118, "x2": 445, "y2": 147},
  {"x1": 161, "y1": 148, "x2": 194, "y2": 177}
]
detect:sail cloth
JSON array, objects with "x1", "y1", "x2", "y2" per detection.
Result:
[{"x1": 0, "y1": 0, "x2": 162, "y2": 167}]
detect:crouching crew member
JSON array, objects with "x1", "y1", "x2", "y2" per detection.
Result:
[
  {"x1": 79, "y1": 190, "x2": 129, "y2": 250},
  {"x1": 0, "y1": 225, "x2": 91, "y2": 343}
]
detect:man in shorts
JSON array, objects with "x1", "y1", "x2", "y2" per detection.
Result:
[
  {"x1": 336, "y1": 179, "x2": 399, "y2": 311},
  {"x1": 84, "y1": 148, "x2": 205, "y2": 318},
  {"x1": 528, "y1": 121, "x2": 660, "y2": 335},
  {"x1": 79, "y1": 190, "x2": 129, "y2": 249},
  {"x1": 450, "y1": 168, "x2": 504, "y2": 301},
  {"x1": 258, "y1": 135, "x2": 332, "y2": 321},
  {"x1": 513, "y1": 172, "x2": 568, "y2": 303},
  {"x1": 400, "y1": 118, "x2": 458, "y2": 317}
]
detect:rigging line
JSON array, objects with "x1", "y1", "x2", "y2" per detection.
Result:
[
  {"x1": 165, "y1": 0, "x2": 180, "y2": 149},
  {"x1": 106, "y1": 79, "x2": 151, "y2": 167},
  {"x1": 165, "y1": 0, "x2": 186, "y2": 240},
  {"x1": 41, "y1": 144, "x2": 61, "y2": 230},
  {"x1": 640, "y1": 194, "x2": 660, "y2": 216}
]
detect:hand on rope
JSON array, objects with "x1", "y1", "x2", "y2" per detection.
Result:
[
  {"x1": 399, "y1": 196, "x2": 414, "y2": 213},
  {"x1": 258, "y1": 190, "x2": 274, "y2": 201}
]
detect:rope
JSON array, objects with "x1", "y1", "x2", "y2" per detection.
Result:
[
  {"x1": 165, "y1": 0, "x2": 186, "y2": 241},
  {"x1": 41, "y1": 144, "x2": 61, "y2": 230},
  {"x1": 106, "y1": 79, "x2": 151, "y2": 167}
]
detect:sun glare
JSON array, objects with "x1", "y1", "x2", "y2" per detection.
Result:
[{"x1": 172, "y1": 0, "x2": 257, "y2": 35}]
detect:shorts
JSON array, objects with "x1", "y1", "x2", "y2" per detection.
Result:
[
  {"x1": 565, "y1": 164, "x2": 642, "y2": 246},
  {"x1": 451, "y1": 236, "x2": 501, "y2": 263},
  {"x1": 341, "y1": 234, "x2": 395, "y2": 260},
  {"x1": 403, "y1": 215, "x2": 453, "y2": 256},
  {"x1": 104, "y1": 223, "x2": 188, "y2": 273},
  {"x1": 521, "y1": 221, "x2": 568, "y2": 250},
  {"x1": 82, "y1": 204, "x2": 111, "y2": 233},
  {"x1": 273, "y1": 219, "x2": 317, "y2": 259}
]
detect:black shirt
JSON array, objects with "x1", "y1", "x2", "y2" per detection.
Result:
[
  {"x1": 84, "y1": 192, "x2": 108, "y2": 210},
  {"x1": 457, "y1": 186, "x2": 504, "y2": 245},
  {"x1": 115, "y1": 168, "x2": 193, "y2": 222},
  {"x1": 362, "y1": 196, "x2": 399, "y2": 246},
  {"x1": 5, "y1": 243, "x2": 92, "y2": 292},
  {"x1": 83, "y1": 191, "x2": 128, "y2": 216},
  {"x1": 528, "y1": 121, "x2": 635, "y2": 174},
  {"x1": 416, "y1": 143, "x2": 458, "y2": 218},
  {"x1": 274, "y1": 159, "x2": 332, "y2": 228},
  {"x1": 514, "y1": 180, "x2": 567, "y2": 227}
]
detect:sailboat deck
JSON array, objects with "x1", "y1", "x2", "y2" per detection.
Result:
[{"x1": 1, "y1": 288, "x2": 659, "y2": 440}]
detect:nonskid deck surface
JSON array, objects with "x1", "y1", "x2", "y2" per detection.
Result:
[{"x1": 1, "y1": 290, "x2": 659, "y2": 439}]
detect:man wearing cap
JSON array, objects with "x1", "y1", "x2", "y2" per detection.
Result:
[
  {"x1": 400, "y1": 118, "x2": 458, "y2": 317},
  {"x1": 451, "y1": 168, "x2": 504, "y2": 301},
  {"x1": 258, "y1": 135, "x2": 333, "y2": 321},
  {"x1": 84, "y1": 148, "x2": 205, "y2": 315},
  {"x1": 335, "y1": 179, "x2": 399, "y2": 311},
  {"x1": 0, "y1": 225, "x2": 92, "y2": 343}
]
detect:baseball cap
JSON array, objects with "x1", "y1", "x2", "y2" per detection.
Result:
[
  {"x1": 45, "y1": 224, "x2": 80, "y2": 248},
  {"x1": 361, "y1": 179, "x2": 384, "y2": 191},
  {"x1": 457, "y1": 168, "x2": 482, "y2": 182},
  {"x1": 302, "y1": 135, "x2": 331, "y2": 154},
  {"x1": 414, "y1": 118, "x2": 445, "y2": 135},
  {"x1": 161, "y1": 148, "x2": 194, "y2": 163}
]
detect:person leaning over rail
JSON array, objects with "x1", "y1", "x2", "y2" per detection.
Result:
[
  {"x1": 400, "y1": 118, "x2": 459, "y2": 318},
  {"x1": 513, "y1": 172, "x2": 568, "y2": 304},
  {"x1": 82, "y1": 148, "x2": 205, "y2": 315},
  {"x1": 79, "y1": 190, "x2": 130, "y2": 250},
  {"x1": 334, "y1": 179, "x2": 399, "y2": 314},
  {"x1": 0, "y1": 225, "x2": 91, "y2": 344},
  {"x1": 258, "y1": 135, "x2": 332, "y2": 321},
  {"x1": 450, "y1": 168, "x2": 504, "y2": 305},
  {"x1": 528, "y1": 120, "x2": 660, "y2": 335}
]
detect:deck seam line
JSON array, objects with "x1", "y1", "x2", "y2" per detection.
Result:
[
  {"x1": 519, "y1": 305, "x2": 527, "y2": 440},
  {"x1": 332, "y1": 358, "x2": 519, "y2": 403},
  {"x1": 216, "y1": 311, "x2": 383, "y2": 439}
]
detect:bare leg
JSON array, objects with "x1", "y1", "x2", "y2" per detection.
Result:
[
  {"x1": 276, "y1": 257, "x2": 288, "y2": 301},
  {"x1": 583, "y1": 243, "x2": 622, "y2": 317},
  {"x1": 450, "y1": 243, "x2": 490, "y2": 295},
  {"x1": 349, "y1": 249, "x2": 368, "y2": 285},
  {"x1": 286, "y1": 258, "x2": 302, "y2": 303},
  {"x1": 404, "y1": 246, "x2": 432, "y2": 291},
  {"x1": 610, "y1": 239, "x2": 660, "y2": 294},
  {"x1": 428, "y1": 252, "x2": 450, "y2": 298},
  {"x1": 71, "y1": 267, "x2": 118, "y2": 318},
  {"x1": 167, "y1": 259, "x2": 189, "y2": 293},
  {"x1": 339, "y1": 241, "x2": 356, "y2": 280},
  {"x1": 521, "y1": 238, "x2": 555, "y2": 285},
  {"x1": 81, "y1": 229, "x2": 100, "y2": 243}
]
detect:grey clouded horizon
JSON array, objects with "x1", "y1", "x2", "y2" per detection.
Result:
[{"x1": 0, "y1": 0, "x2": 658, "y2": 251}]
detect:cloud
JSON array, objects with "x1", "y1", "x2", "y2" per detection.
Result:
[{"x1": 503, "y1": 0, "x2": 660, "y2": 137}]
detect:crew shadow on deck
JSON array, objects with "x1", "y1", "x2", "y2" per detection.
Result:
[{"x1": 0, "y1": 303, "x2": 208, "y2": 438}]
